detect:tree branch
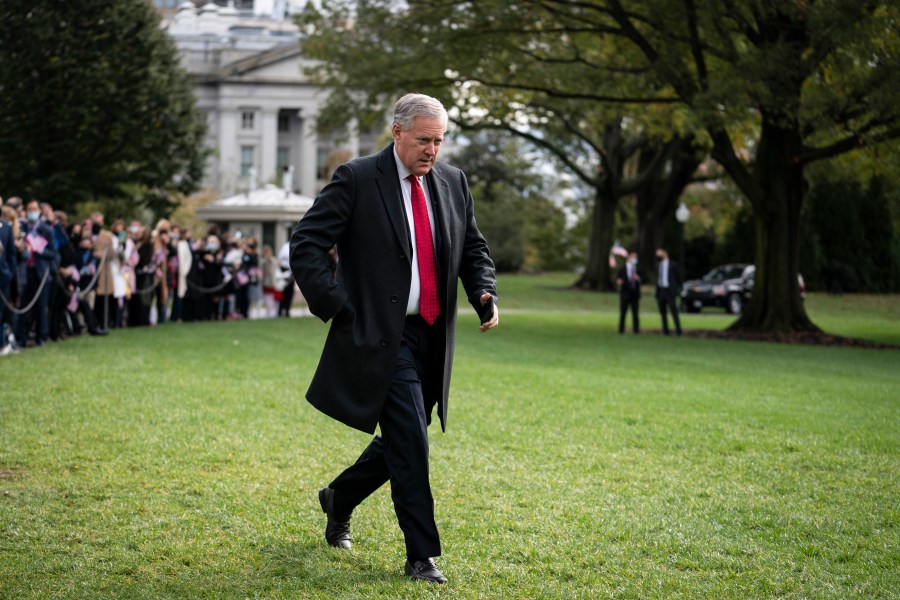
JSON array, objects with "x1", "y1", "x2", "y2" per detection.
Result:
[
  {"x1": 684, "y1": 0, "x2": 709, "y2": 91},
  {"x1": 462, "y1": 75, "x2": 678, "y2": 104},
  {"x1": 708, "y1": 128, "x2": 758, "y2": 202},
  {"x1": 454, "y1": 118, "x2": 599, "y2": 186},
  {"x1": 799, "y1": 122, "x2": 900, "y2": 165}
]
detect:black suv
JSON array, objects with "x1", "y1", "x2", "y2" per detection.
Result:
[
  {"x1": 681, "y1": 264, "x2": 806, "y2": 314},
  {"x1": 680, "y1": 264, "x2": 750, "y2": 314}
]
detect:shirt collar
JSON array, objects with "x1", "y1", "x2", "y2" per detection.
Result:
[{"x1": 393, "y1": 148, "x2": 413, "y2": 181}]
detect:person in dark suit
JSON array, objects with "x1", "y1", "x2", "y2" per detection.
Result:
[
  {"x1": 15, "y1": 200, "x2": 59, "y2": 347},
  {"x1": 290, "y1": 93, "x2": 498, "y2": 585},
  {"x1": 616, "y1": 250, "x2": 641, "y2": 334},
  {"x1": 654, "y1": 248, "x2": 683, "y2": 336}
]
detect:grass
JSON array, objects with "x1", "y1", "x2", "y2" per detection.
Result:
[
  {"x1": 1, "y1": 274, "x2": 898, "y2": 598},
  {"x1": 497, "y1": 272, "x2": 900, "y2": 345}
]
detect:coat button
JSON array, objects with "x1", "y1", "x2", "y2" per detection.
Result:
[
  {"x1": 380, "y1": 340, "x2": 389, "y2": 347},
  {"x1": 399, "y1": 252, "x2": 405, "y2": 259},
  {"x1": 390, "y1": 295, "x2": 399, "y2": 303}
]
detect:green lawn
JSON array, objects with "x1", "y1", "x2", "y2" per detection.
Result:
[{"x1": 1, "y1": 275, "x2": 898, "y2": 598}]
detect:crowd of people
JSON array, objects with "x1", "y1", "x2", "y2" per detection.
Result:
[{"x1": 0, "y1": 196, "x2": 299, "y2": 356}]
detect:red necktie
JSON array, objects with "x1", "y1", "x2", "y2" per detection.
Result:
[{"x1": 408, "y1": 174, "x2": 440, "y2": 325}]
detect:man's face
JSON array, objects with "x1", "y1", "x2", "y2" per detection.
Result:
[{"x1": 392, "y1": 116, "x2": 446, "y2": 177}]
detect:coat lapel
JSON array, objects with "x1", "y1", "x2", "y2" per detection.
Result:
[
  {"x1": 426, "y1": 166, "x2": 453, "y2": 284},
  {"x1": 375, "y1": 144, "x2": 412, "y2": 261}
]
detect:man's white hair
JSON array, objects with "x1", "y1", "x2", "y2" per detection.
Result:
[{"x1": 393, "y1": 93, "x2": 448, "y2": 131}]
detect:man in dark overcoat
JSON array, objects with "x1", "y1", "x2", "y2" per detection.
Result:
[{"x1": 290, "y1": 93, "x2": 499, "y2": 584}]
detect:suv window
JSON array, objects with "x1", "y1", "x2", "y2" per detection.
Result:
[{"x1": 702, "y1": 265, "x2": 745, "y2": 282}]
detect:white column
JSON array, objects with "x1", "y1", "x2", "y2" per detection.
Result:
[
  {"x1": 260, "y1": 109, "x2": 278, "y2": 186},
  {"x1": 299, "y1": 116, "x2": 318, "y2": 198},
  {"x1": 218, "y1": 108, "x2": 238, "y2": 196}
]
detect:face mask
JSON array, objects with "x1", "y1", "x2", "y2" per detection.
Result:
[
  {"x1": 171, "y1": 232, "x2": 180, "y2": 241},
  {"x1": 92, "y1": 223, "x2": 102, "y2": 236},
  {"x1": 118, "y1": 231, "x2": 126, "y2": 242},
  {"x1": 27, "y1": 211, "x2": 40, "y2": 222},
  {"x1": 630, "y1": 258, "x2": 638, "y2": 267},
  {"x1": 207, "y1": 244, "x2": 219, "y2": 253}
]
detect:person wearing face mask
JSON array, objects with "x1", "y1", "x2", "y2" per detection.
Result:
[
  {"x1": 654, "y1": 248, "x2": 683, "y2": 336},
  {"x1": 14, "y1": 200, "x2": 59, "y2": 347},
  {"x1": 616, "y1": 250, "x2": 642, "y2": 334}
]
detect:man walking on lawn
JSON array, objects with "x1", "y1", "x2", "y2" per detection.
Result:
[{"x1": 290, "y1": 93, "x2": 499, "y2": 585}]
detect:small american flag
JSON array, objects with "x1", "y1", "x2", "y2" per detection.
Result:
[{"x1": 27, "y1": 230, "x2": 47, "y2": 255}]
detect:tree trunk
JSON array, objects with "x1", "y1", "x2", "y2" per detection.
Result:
[
  {"x1": 574, "y1": 185, "x2": 618, "y2": 290},
  {"x1": 728, "y1": 121, "x2": 819, "y2": 333},
  {"x1": 634, "y1": 137, "x2": 700, "y2": 273}
]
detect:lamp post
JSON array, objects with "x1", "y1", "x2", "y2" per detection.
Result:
[{"x1": 675, "y1": 202, "x2": 690, "y2": 283}]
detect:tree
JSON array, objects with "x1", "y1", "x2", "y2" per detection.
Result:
[
  {"x1": 299, "y1": 0, "x2": 900, "y2": 333},
  {"x1": 0, "y1": 0, "x2": 206, "y2": 215},
  {"x1": 296, "y1": 0, "x2": 702, "y2": 291},
  {"x1": 593, "y1": 0, "x2": 900, "y2": 331},
  {"x1": 449, "y1": 130, "x2": 584, "y2": 272},
  {"x1": 633, "y1": 135, "x2": 705, "y2": 269}
]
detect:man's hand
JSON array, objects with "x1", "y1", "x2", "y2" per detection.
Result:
[{"x1": 479, "y1": 292, "x2": 499, "y2": 333}]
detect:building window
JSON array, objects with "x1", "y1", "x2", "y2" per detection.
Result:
[
  {"x1": 241, "y1": 110, "x2": 255, "y2": 130},
  {"x1": 240, "y1": 146, "x2": 255, "y2": 178},
  {"x1": 317, "y1": 147, "x2": 329, "y2": 181},
  {"x1": 262, "y1": 222, "x2": 276, "y2": 252},
  {"x1": 278, "y1": 114, "x2": 290, "y2": 132},
  {"x1": 277, "y1": 147, "x2": 290, "y2": 172}
]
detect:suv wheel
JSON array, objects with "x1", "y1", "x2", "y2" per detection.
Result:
[{"x1": 727, "y1": 292, "x2": 743, "y2": 314}]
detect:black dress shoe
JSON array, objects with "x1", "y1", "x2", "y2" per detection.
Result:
[
  {"x1": 404, "y1": 558, "x2": 447, "y2": 584},
  {"x1": 318, "y1": 487, "x2": 351, "y2": 549}
]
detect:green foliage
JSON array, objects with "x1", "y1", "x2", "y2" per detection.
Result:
[
  {"x1": 448, "y1": 132, "x2": 583, "y2": 272},
  {"x1": 801, "y1": 177, "x2": 899, "y2": 293},
  {"x1": 711, "y1": 204, "x2": 755, "y2": 270},
  {"x1": 0, "y1": 0, "x2": 206, "y2": 214}
]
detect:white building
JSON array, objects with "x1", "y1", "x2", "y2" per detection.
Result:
[
  {"x1": 162, "y1": 1, "x2": 378, "y2": 202},
  {"x1": 195, "y1": 183, "x2": 314, "y2": 252}
]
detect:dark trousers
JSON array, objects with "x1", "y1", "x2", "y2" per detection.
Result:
[
  {"x1": 0, "y1": 280, "x2": 13, "y2": 347},
  {"x1": 327, "y1": 315, "x2": 440, "y2": 561},
  {"x1": 154, "y1": 286, "x2": 167, "y2": 325},
  {"x1": 656, "y1": 288, "x2": 682, "y2": 335},
  {"x1": 48, "y1": 280, "x2": 66, "y2": 341},
  {"x1": 236, "y1": 285, "x2": 250, "y2": 318},
  {"x1": 94, "y1": 294, "x2": 119, "y2": 330},
  {"x1": 73, "y1": 296, "x2": 102, "y2": 334},
  {"x1": 278, "y1": 269, "x2": 294, "y2": 316},
  {"x1": 15, "y1": 267, "x2": 50, "y2": 345},
  {"x1": 619, "y1": 293, "x2": 640, "y2": 333},
  {"x1": 170, "y1": 294, "x2": 183, "y2": 322}
]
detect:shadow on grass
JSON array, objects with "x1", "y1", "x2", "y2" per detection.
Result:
[{"x1": 259, "y1": 540, "x2": 399, "y2": 590}]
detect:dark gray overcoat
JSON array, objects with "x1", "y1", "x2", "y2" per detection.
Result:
[{"x1": 290, "y1": 144, "x2": 496, "y2": 434}]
